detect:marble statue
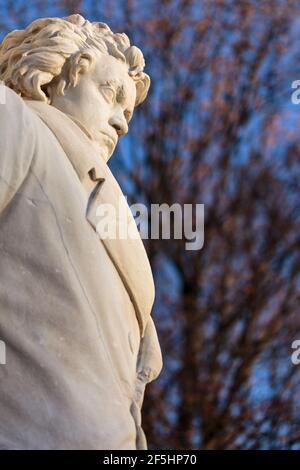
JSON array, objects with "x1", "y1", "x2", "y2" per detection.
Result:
[{"x1": 0, "y1": 14, "x2": 162, "y2": 450}]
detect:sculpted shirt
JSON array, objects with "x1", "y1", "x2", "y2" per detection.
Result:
[{"x1": 0, "y1": 86, "x2": 162, "y2": 450}]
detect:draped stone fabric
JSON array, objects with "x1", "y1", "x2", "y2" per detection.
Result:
[{"x1": 0, "y1": 86, "x2": 162, "y2": 450}]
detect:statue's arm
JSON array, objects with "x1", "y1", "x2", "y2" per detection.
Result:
[{"x1": 0, "y1": 86, "x2": 36, "y2": 213}]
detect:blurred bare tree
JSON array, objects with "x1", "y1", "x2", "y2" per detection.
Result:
[{"x1": 2, "y1": 0, "x2": 300, "y2": 450}]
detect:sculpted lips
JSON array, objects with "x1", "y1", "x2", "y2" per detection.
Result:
[{"x1": 100, "y1": 131, "x2": 117, "y2": 151}]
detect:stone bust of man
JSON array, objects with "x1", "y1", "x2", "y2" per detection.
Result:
[{"x1": 0, "y1": 14, "x2": 162, "y2": 450}]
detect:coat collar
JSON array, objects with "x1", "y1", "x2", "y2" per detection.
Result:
[
  {"x1": 25, "y1": 99, "x2": 154, "y2": 337},
  {"x1": 24, "y1": 98, "x2": 105, "y2": 186}
]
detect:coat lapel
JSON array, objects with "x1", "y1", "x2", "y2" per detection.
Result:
[{"x1": 25, "y1": 99, "x2": 154, "y2": 337}]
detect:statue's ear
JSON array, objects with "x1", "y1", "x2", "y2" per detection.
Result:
[
  {"x1": 135, "y1": 73, "x2": 151, "y2": 106},
  {"x1": 68, "y1": 51, "x2": 95, "y2": 88}
]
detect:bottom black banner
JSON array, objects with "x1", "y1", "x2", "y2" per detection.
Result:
[{"x1": 0, "y1": 450, "x2": 299, "y2": 465}]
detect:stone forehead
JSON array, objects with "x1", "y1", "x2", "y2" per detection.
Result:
[{"x1": 92, "y1": 55, "x2": 137, "y2": 95}]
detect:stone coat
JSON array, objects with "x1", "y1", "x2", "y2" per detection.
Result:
[{"x1": 0, "y1": 86, "x2": 162, "y2": 450}]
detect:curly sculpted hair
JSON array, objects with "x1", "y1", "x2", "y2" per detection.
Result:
[{"x1": 0, "y1": 14, "x2": 150, "y2": 106}]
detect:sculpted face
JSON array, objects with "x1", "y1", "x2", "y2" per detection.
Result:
[{"x1": 51, "y1": 52, "x2": 136, "y2": 162}]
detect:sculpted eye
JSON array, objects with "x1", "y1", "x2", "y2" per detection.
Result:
[{"x1": 101, "y1": 86, "x2": 116, "y2": 103}]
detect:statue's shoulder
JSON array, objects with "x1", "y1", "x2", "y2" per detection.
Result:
[
  {"x1": 0, "y1": 85, "x2": 37, "y2": 210},
  {"x1": 1, "y1": 84, "x2": 24, "y2": 107},
  {"x1": 0, "y1": 85, "x2": 35, "y2": 128}
]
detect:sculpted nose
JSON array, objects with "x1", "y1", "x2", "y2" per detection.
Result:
[{"x1": 109, "y1": 114, "x2": 128, "y2": 137}]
